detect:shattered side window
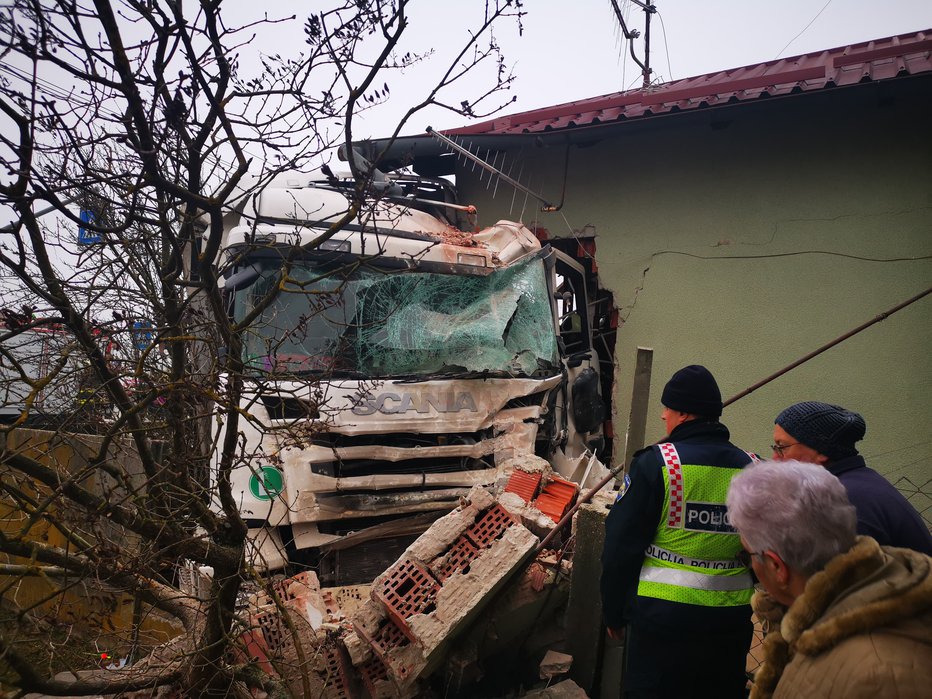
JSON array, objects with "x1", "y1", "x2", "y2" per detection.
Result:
[{"x1": 354, "y1": 257, "x2": 558, "y2": 377}]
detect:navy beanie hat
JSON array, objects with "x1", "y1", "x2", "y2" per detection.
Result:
[
  {"x1": 661, "y1": 365, "x2": 723, "y2": 417},
  {"x1": 775, "y1": 401, "x2": 866, "y2": 460}
]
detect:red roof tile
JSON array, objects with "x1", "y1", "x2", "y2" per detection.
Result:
[
  {"x1": 534, "y1": 477, "x2": 579, "y2": 523},
  {"x1": 444, "y1": 30, "x2": 932, "y2": 137},
  {"x1": 504, "y1": 468, "x2": 543, "y2": 503}
]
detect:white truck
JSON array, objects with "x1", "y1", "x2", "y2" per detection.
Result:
[{"x1": 216, "y1": 172, "x2": 607, "y2": 584}]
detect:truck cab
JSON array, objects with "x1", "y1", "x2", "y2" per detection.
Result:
[{"x1": 214, "y1": 172, "x2": 606, "y2": 583}]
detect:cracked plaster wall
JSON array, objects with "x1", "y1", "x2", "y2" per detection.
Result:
[{"x1": 457, "y1": 82, "x2": 932, "y2": 487}]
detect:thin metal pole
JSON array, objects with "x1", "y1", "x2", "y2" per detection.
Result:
[
  {"x1": 723, "y1": 285, "x2": 932, "y2": 407},
  {"x1": 0, "y1": 196, "x2": 79, "y2": 233},
  {"x1": 642, "y1": 2, "x2": 652, "y2": 87}
]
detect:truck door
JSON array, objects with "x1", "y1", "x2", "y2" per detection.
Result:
[{"x1": 553, "y1": 250, "x2": 605, "y2": 462}]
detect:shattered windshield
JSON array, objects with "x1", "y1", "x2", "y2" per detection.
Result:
[{"x1": 234, "y1": 256, "x2": 559, "y2": 378}]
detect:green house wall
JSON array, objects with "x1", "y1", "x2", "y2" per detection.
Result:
[{"x1": 455, "y1": 78, "x2": 932, "y2": 489}]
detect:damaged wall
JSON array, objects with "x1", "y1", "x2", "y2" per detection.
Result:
[{"x1": 455, "y1": 80, "x2": 932, "y2": 487}]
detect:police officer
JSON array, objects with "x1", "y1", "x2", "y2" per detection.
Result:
[{"x1": 601, "y1": 365, "x2": 755, "y2": 699}]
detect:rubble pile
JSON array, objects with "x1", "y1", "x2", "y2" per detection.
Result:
[
  {"x1": 344, "y1": 485, "x2": 539, "y2": 695},
  {"x1": 234, "y1": 481, "x2": 579, "y2": 697},
  {"x1": 233, "y1": 572, "x2": 360, "y2": 697}
]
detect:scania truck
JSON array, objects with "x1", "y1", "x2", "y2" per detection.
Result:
[{"x1": 216, "y1": 171, "x2": 607, "y2": 584}]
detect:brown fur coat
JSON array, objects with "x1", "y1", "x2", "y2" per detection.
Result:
[{"x1": 750, "y1": 536, "x2": 932, "y2": 699}]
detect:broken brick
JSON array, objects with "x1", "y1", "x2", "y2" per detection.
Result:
[
  {"x1": 314, "y1": 643, "x2": 354, "y2": 699},
  {"x1": 360, "y1": 654, "x2": 392, "y2": 698},
  {"x1": 464, "y1": 502, "x2": 517, "y2": 548},
  {"x1": 373, "y1": 558, "x2": 440, "y2": 640},
  {"x1": 433, "y1": 536, "x2": 482, "y2": 582}
]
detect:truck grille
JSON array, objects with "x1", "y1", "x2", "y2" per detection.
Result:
[
  {"x1": 308, "y1": 430, "x2": 491, "y2": 448},
  {"x1": 310, "y1": 456, "x2": 493, "y2": 478}
]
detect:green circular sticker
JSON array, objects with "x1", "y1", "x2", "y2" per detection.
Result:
[{"x1": 249, "y1": 466, "x2": 284, "y2": 501}]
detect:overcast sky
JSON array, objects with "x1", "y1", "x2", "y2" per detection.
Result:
[
  {"x1": 236, "y1": 0, "x2": 930, "y2": 140},
  {"x1": 3, "y1": 0, "x2": 930, "y2": 226},
  {"x1": 510, "y1": 0, "x2": 930, "y2": 103}
]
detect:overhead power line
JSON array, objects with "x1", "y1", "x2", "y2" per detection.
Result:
[{"x1": 776, "y1": 0, "x2": 834, "y2": 59}]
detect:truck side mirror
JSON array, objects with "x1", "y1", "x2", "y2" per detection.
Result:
[
  {"x1": 224, "y1": 263, "x2": 263, "y2": 292},
  {"x1": 572, "y1": 367, "x2": 604, "y2": 434}
]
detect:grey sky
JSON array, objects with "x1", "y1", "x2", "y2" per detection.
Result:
[
  {"x1": 232, "y1": 0, "x2": 930, "y2": 140},
  {"x1": 2, "y1": 0, "x2": 929, "y2": 228}
]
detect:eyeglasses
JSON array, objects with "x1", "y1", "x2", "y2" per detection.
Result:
[
  {"x1": 736, "y1": 549, "x2": 767, "y2": 567},
  {"x1": 771, "y1": 442, "x2": 799, "y2": 456}
]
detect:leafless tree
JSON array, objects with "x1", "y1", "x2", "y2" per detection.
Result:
[{"x1": 0, "y1": 1, "x2": 524, "y2": 695}]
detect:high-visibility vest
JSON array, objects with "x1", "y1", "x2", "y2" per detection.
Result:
[{"x1": 637, "y1": 443, "x2": 754, "y2": 607}]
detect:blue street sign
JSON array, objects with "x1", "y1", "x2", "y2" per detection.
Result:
[
  {"x1": 132, "y1": 320, "x2": 154, "y2": 350},
  {"x1": 78, "y1": 209, "x2": 101, "y2": 245}
]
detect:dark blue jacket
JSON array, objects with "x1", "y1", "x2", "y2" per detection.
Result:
[
  {"x1": 828, "y1": 454, "x2": 932, "y2": 555},
  {"x1": 600, "y1": 419, "x2": 754, "y2": 633}
]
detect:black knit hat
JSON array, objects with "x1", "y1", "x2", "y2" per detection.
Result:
[
  {"x1": 775, "y1": 401, "x2": 866, "y2": 460},
  {"x1": 661, "y1": 365, "x2": 723, "y2": 417}
]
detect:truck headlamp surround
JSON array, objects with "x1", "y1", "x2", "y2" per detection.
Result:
[
  {"x1": 456, "y1": 253, "x2": 487, "y2": 267},
  {"x1": 319, "y1": 239, "x2": 351, "y2": 252}
]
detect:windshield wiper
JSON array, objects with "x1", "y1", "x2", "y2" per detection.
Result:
[
  {"x1": 396, "y1": 368, "x2": 515, "y2": 384},
  {"x1": 291, "y1": 369, "x2": 369, "y2": 379}
]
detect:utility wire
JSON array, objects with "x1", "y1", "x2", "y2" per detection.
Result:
[
  {"x1": 776, "y1": 0, "x2": 834, "y2": 59},
  {"x1": 657, "y1": 9, "x2": 673, "y2": 81},
  {"x1": 651, "y1": 249, "x2": 932, "y2": 263}
]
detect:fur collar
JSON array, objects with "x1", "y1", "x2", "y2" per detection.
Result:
[{"x1": 750, "y1": 537, "x2": 932, "y2": 699}]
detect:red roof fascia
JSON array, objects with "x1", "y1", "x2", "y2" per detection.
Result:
[
  {"x1": 833, "y1": 36, "x2": 932, "y2": 66},
  {"x1": 444, "y1": 30, "x2": 932, "y2": 137},
  {"x1": 522, "y1": 65, "x2": 826, "y2": 120}
]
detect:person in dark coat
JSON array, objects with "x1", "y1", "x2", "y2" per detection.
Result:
[
  {"x1": 727, "y1": 459, "x2": 932, "y2": 699},
  {"x1": 772, "y1": 401, "x2": 931, "y2": 554},
  {"x1": 601, "y1": 365, "x2": 756, "y2": 699}
]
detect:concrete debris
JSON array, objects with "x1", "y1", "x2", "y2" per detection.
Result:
[
  {"x1": 499, "y1": 490, "x2": 558, "y2": 540},
  {"x1": 320, "y1": 583, "x2": 371, "y2": 628},
  {"x1": 539, "y1": 650, "x2": 573, "y2": 679},
  {"x1": 439, "y1": 549, "x2": 571, "y2": 693},
  {"x1": 500, "y1": 454, "x2": 552, "y2": 477},
  {"x1": 251, "y1": 570, "x2": 327, "y2": 629},
  {"x1": 228, "y1": 484, "x2": 548, "y2": 697},
  {"x1": 349, "y1": 484, "x2": 539, "y2": 691},
  {"x1": 432, "y1": 226, "x2": 481, "y2": 248},
  {"x1": 500, "y1": 457, "x2": 580, "y2": 539}
]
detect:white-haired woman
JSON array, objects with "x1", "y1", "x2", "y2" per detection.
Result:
[{"x1": 726, "y1": 459, "x2": 932, "y2": 699}]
